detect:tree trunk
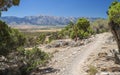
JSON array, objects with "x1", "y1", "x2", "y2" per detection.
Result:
[{"x1": 109, "y1": 21, "x2": 120, "y2": 53}]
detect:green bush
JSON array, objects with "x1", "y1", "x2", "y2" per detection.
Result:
[
  {"x1": 77, "y1": 30, "x2": 89, "y2": 39},
  {"x1": 25, "y1": 33, "x2": 46, "y2": 47},
  {"x1": 26, "y1": 36, "x2": 37, "y2": 47},
  {"x1": 108, "y1": 1, "x2": 120, "y2": 25},
  {"x1": 88, "y1": 65, "x2": 98, "y2": 75},
  {"x1": 75, "y1": 18, "x2": 93, "y2": 39},
  {"x1": 91, "y1": 19, "x2": 109, "y2": 34},
  {"x1": 0, "y1": 20, "x2": 26, "y2": 55},
  {"x1": 70, "y1": 31, "x2": 76, "y2": 39},
  {"x1": 59, "y1": 18, "x2": 93, "y2": 40},
  {"x1": 17, "y1": 46, "x2": 50, "y2": 72},
  {"x1": 24, "y1": 47, "x2": 50, "y2": 71},
  {"x1": 36, "y1": 33, "x2": 46, "y2": 44},
  {"x1": 47, "y1": 32, "x2": 59, "y2": 43},
  {"x1": 76, "y1": 18, "x2": 90, "y2": 31}
]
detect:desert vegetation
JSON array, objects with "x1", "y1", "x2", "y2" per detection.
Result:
[
  {"x1": 0, "y1": 20, "x2": 26, "y2": 55},
  {"x1": 22, "y1": 18, "x2": 108, "y2": 47},
  {"x1": 0, "y1": 16, "x2": 109, "y2": 75},
  {"x1": 91, "y1": 19, "x2": 109, "y2": 34},
  {"x1": 0, "y1": 21, "x2": 51, "y2": 75},
  {"x1": 1, "y1": 0, "x2": 120, "y2": 75},
  {"x1": 59, "y1": 18, "x2": 94, "y2": 40}
]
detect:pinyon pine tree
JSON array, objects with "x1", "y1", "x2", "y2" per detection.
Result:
[{"x1": 108, "y1": 1, "x2": 120, "y2": 52}]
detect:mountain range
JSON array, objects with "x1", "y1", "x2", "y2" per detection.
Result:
[{"x1": 0, "y1": 15, "x2": 102, "y2": 25}]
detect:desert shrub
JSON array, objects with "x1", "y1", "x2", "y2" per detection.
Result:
[
  {"x1": 46, "y1": 32, "x2": 60, "y2": 43},
  {"x1": 91, "y1": 19, "x2": 109, "y2": 34},
  {"x1": 76, "y1": 18, "x2": 90, "y2": 31},
  {"x1": 59, "y1": 18, "x2": 93, "y2": 40},
  {"x1": 107, "y1": 1, "x2": 120, "y2": 53},
  {"x1": 70, "y1": 31, "x2": 76, "y2": 39},
  {"x1": 75, "y1": 18, "x2": 93, "y2": 39},
  {"x1": 88, "y1": 65, "x2": 98, "y2": 75},
  {"x1": 36, "y1": 33, "x2": 46, "y2": 44},
  {"x1": 17, "y1": 46, "x2": 51, "y2": 74},
  {"x1": 108, "y1": 1, "x2": 120, "y2": 24},
  {"x1": 0, "y1": 20, "x2": 26, "y2": 55},
  {"x1": 25, "y1": 33, "x2": 46, "y2": 47},
  {"x1": 25, "y1": 32, "x2": 62, "y2": 46},
  {"x1": 59, "y1": 30, "x2": 70, "y2": 39},
  {"x1": 77, "y1": 30, "x2": 89, "y2": 39},
  {"x1": 25, "y1": 36, "x2": 37, "y2": 47},
  {"x1": 58, "y1": 31, "x2": 64, "y2": 39},
  {"x1": 24, "y1": 47, "x2": 50, "y2": 71},
  {"x1": 58, "y1": 22, "x2": 74, "y2": 39}
]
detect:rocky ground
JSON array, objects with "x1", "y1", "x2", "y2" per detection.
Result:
[
  {"x1": 36, "y1": 32, "x2": 118, "y2": 75},
  {"x1": 82, "y1": 33, "x2": 120, "y2": 75}
]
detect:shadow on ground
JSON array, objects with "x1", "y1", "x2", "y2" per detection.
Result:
[{"x1": 31, "y1": 67, "x2": 60, "y2": 75}]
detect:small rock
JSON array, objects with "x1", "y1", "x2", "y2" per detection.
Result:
[
  {"x1": 96, "y1": 72, "x2": 109, "y2": 75},
  {"x1": 98, "y1": 52, "x2": 108, "y2": 58},
  {"x1": 0, "y1": 56, "x2": 7, "y2": 62}
]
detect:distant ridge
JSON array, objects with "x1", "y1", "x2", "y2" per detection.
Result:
[{"x1": 0, "y1": 15, "x2": 103, "y2": 25}]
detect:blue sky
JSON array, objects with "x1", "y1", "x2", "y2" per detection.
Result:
[{"x1": 2, "y1": 0, "x2": 113, "y2": 18}]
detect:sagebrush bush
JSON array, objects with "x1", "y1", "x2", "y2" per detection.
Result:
[
  {"x1": 88, "y1": 65, "x2": 98, "y2": 75},
  {"x1": 17, "y1": 46, "x2": 51, "y2": 73},
  {"x1": 0, "y1": 20, "x2": 26, "y2": 55},
  {"x1": 36, "y1": 33, "x2": 46, "y2": 44},
  {"x1": 91, "y1": 19, "x2": 109, "y2": 34}
]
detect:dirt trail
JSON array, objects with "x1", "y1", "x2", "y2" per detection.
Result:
[
  {"x1": 46, "y1": 33, "x2": 110, "y2": 75},
  {"x1": 64, "y1": 33, "x2": 108, "y2": 75}
]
